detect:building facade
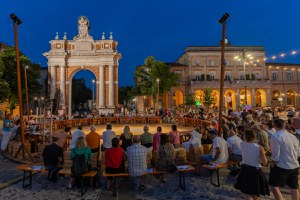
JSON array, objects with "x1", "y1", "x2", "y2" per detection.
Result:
[
  {"x1": 167, "y1": 46, "x2": 300, "y2": 110},
  {"x1": 44, "y1": 16, "x2": 121, "y2": 118}
]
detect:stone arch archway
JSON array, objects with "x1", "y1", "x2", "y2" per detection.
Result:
[
  {"x1": 240, "y1": 89, "x2": 251, "y2": 106},
  {"x1": 67, "y1": 67, "x2": 99, "y2": 118},
  {"x1": 44, "y1": 16, "x2": 121, "y2": 118},
  {"x1": 173, "y1": 90, "x2": 184, "y2": 106},
  {"x1": 194, "y1": 90, "x2": 204, "y2": 104},
  {"x1": 225, "y1": 90, "x2": 236, "y2": 110},
  {"x1": 287, "y1": 89, "x2": 296, "y2": 106},
  {"x1": 211, "y1": 90, "x2": 219, "y2": 107},
  {"x1": 272, "y1": 90, "x2": 281, "y2": 107},
  {"x1": 255, "y1": 89, "x2": 267, "y2": 107}
]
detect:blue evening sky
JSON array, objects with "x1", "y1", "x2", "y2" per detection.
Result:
[{"x1": 1, "y1": 0, "x2": 300, "y2": 87}]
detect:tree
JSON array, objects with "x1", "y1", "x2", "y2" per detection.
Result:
[
  {"x1": 118, "y1": 86, "x2": 134, "y2": 104},
  {"x1": 185, "y1": 94, "x2": 196, "y2": 106},
  {"x1": 0, "y1": 47, "x2": 42, "y2": 112},
  {"x1": 72, "y1": 78, "x2": 92, "y2": 111},
  {"x1": 134, "y1": 56, "x2": 180, "y2": 107},
  {"x1": 203, "y1": 88, "x2": 215, "y2": 111}
]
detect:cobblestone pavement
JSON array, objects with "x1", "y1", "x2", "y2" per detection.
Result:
[{"x1": 0, "y1": 153, "x2": 23, "y2": 189}]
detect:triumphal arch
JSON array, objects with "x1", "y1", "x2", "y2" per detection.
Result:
[{"x1": 44, "y1": 16, "x2": 121, "y2": 118}]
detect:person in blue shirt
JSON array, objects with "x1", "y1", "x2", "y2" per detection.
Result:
[{"x1": 1, "y1": 114, "x2": 13, "y2": 154}]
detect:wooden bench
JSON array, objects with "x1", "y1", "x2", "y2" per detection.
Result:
[
  {"x1": 16, "y1": 164, "x2": 98, "y2": 196},
  {"x1": 102, "y1": 168, "x2": 166, "y2": 178},
  {"x1": 148, "y1": 116, "x2": 160, "y2": 124},
  {"x1": 176, "y1": 165, "x2": 195, "y2": 191},
  {"x1": 134, "y1": 116, "x2": 147, "y2": 123},
  {"x1": 202, "y1": 160, "x2": 240, "y2": 187}
]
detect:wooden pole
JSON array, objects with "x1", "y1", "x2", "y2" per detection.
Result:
[
  {"x1": 218, "y1": 14, "x2": 229, "y2": 136},
  {"x1": 10, "y1": 14, "x2": 32, "y2": 160},
  {"x1": 24, "y1": 66, "x2": 30, "y2": 119}
]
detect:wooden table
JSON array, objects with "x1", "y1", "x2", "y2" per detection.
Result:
[{"x1": 176, "y1": 165, "x2": 195, "y2": 191}]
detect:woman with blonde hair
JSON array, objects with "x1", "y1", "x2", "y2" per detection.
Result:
[
  {"x1": 120, "y1": 125, "x2": 133, "y2": 151},
  {"x1": 69, "y1": 137, "x2": 92, "y2": 188}
]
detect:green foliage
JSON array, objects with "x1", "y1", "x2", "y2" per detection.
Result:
[
  {"x1": 185, "y1": 94, "x2": 196, "y2": 106},
  {"x1": 118, "y1": 86, "x2": 134, "y2": 104},
  {"x1": 72, "y1": 78, "x2": 92, "y2": 111},
  {"x1": 8, "y1": 96, "x2": 18, "y2": 114},
  {"x1": 203, "y1": 88, "x2": 215, "y2": 107},
  {"x1": 0, "y1": 47, "x2": 42, "y2": 108},
  {"x1": 133, "y1": 56, "x2": 180, "y2": 97}
]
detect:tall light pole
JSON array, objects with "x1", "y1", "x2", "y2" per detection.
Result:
[
  {"x1": 218, "y1": 13, "x2": 230, "y2": 135},
  {"x1": 10, "y1": 14, "x2": 32, "y2": 160},
  {"x1": 92, "y1": 79, "x2": 95, "y2": 113},
  {"x1": 24, "y1": 65, "x2": 30, "y2": 119},
  {"x1": 156, "y1": 78, "x2": 160, "y2": 114}
]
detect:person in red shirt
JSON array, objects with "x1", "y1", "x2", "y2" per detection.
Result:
[{"x1": 105, "y1": 137, "x2": 126, "y2": 193}]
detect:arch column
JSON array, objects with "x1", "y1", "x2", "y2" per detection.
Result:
[
  {"x1": 99, "y1": 65, "x2": 105, "y2": 108},
  {"x1": 251, "y1": 88, "x2": 255, "y2": 107},
  {"x1": 266, "y1": 88, "x2": 271, "y2": 107},
  {"x1": 50, "y1": 66, "x2": 56, "y2": 99},
  {"x1": 60, "y1": 65, "x2": 66, "y2": 108},
  {"x1": 236, "y1": 88, "x2": 240, "y2": 108},
  {"x1": 108, "y1": 65, "x2": 114, "y2": 108}
]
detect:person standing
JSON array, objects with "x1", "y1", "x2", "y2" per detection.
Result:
[
  {"x1": 53, "y1": 127, "x2": 72, "y2": 150},
  {"x1": 152, "y1": 126, "x2": 162, "y2": 151},
  {"x1": 1, "y1": 114, "x2": 13, "y2": 153},
  {"x1": 227, "y1": 130, "x2": 243, "y2": 176},
  {"x1": 169, "y1": 124, "x2": 180, "y2": 148},
  {"x1": 234, "y1": 130, "x2": 269, "y2": 199},
  {"x1": 269, "y1": 119, "x2": 300, "y2": 200},
  {"x1": 102, "y1": 123, "x2": 116, "y2": 151}
]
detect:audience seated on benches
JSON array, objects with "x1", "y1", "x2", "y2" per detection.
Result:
[
  {"x1": 102, "y1": 123, "x2": 116, "y2": 151},
  {"x1": 105, "y1": 137, "x2": 126, "y2": 191},
  {"x1": 69, "y1": 137, "x2": 92, "y2": 188},
  {"x1": 119, "y1": 125, "x2": 133, "y2": 151},
  {"x1": 127, "y1": 135, "x2": 148, "y2": 191},
  {"x1": 42, "y1": 136, "x2": 64, "y2": 182}
]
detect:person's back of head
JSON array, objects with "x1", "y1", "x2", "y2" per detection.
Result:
[
  {"x1": 64, "y1": 127, "x2": 71, "y2": 133},
  {"x1": 90, "y1": 125, "x2": 96, "y2": 132},
  {"x1": 112, "y1": 137, "x2": 119, "y2": 148},
  {"x1": 106, "y1": 123, "x2": 112, "y2": 130},
  {"x1": 171, "y1": 124, "x2": 177, "y2": 131},
  {"x1": 273, "y1": 118, "x2": 285, "y2": 130},
  {"x1": 291, "y1": 117, "x2": 300, "y2": 129},
  {"x1": 157, "y1": 126, "x2": 162, "y2": 132},
  {"x1": 244, "y1": 129, "x2": 256, "y2": 143},
  {"x1": 77, "y1": 125, "x2": 83, "y2": 130},
  {"x1": 52, "y1": 136, "x2": 59, "y2": 144},
  {"x1": 76, "y1": 137, "x2": 86, "y2": 148},
  {"x1": 132, "y1": 135, "x2": 141, "y2": 144},
  {"x1": 143, "y1": 125, "x2": 149, "y2": 133}
]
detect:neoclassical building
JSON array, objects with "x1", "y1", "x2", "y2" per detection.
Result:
[
  {"x1": 165, "y1": 45, "x2": 300, "y2": 110},
  {"x1": 44, "y1": 16, "x2": 121, "y2": 118}
]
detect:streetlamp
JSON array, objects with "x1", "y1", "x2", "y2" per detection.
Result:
[
  {"x1": 92, "y1": 79, "x2": 95, "y2": 113},
  {"x1": 156, "y1": 78, "x2": 160, "y2": 114},
  {"x1": 218, "y1": 13, "x2": 230, "y2": 135}
]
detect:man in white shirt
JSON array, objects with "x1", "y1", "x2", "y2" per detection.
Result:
[
  {"x1": 201, "y1": 130, "x2": 228, "y2": 165},
  {"x1": 102, "y1": 123, "x2": 116, "y2": 151},
  {"x1": 269, "y1": 119, "x2": 300, "y2": 200},
  {"x1": 227, "y1": 130, "x2": 242, "y2": 176},
  {"x1": 69, "y1": 125, "x2": 85, "y2": 149}
]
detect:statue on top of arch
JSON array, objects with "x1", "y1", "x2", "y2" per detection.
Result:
[{"x1": 74, "y1": 16, "x2": 93, "y2": 40}]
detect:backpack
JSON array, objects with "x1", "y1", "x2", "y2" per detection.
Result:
[{"x1": 71, "y1": 148, "x2": 88, "y2": 176}]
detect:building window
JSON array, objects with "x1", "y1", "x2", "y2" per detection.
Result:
[
  {"x1": 287, "y1": 72, "x2": 292, "y2": 81},
  {"x1": 272, "y1": 72, "x2": 277, "y2": 81},
  {"x1": 195, "y1": 74, "x2": 201, "y2": 80},
  {"x1": 225, "y1": 59, "x2": 229, "y2": 66},
  {"x1": 225, "y1": 72, "x2": 231, "y2": 80},
  {"x1": 240, "y1": 72, "x2": 245, "y2": 80},
  {"x1": 209, "y1": 72, "x2": 215, "y2": 81},
  {"x1": 209, "y1": 60, "x2": 215, "y2": 66}
]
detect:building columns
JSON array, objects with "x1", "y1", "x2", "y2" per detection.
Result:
[
  {"x1": 50, "y1": 66, "x2": 56, "y2": 99},
  {"x1": 60, "y1": 65, "x2": 65, "y2": 107},
  {"x1": 266, "y1": 88, "x2": 271, "y2": 107},
  {"x1": 108, "y1": 65, "x2": 114, "y2": 108},
  {"x1": 99, "y1": 65, "x2": 105, "y2": 108},
  {"x1": 236, "y1": 88, "x2": 240, "y2": 108},
  {"x1": 251, "y1": 88, "x2": 255, "y2": 107}
]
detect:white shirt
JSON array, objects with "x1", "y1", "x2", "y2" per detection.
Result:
[
  {"x1": 266, "y1": 128, "x2": 276, "y2": 139},
  {"x1": 69, "y1": 129, "x2": 85, "y2": 149},
  {"x1": 271, "y1": 129, "x2": 300, "y2": 169},
  {"x1": 227, "y1": 135, "x2": 242, "y2": 156},
  {"x1": 102, "y1": 130, "x2": 116, "y2": 149},
  {"x1": 212, "y1": 137, "x2": 228, "y2": 164},
  {"x1": 241, "y1": 142, "x2": 261, "y2": 168}
]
